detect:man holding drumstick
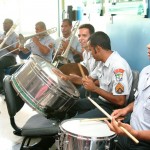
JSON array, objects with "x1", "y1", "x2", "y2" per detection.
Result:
[
  {"x1": 67, "y1": 31, "x2": 133, "y2": 118},
  {"x1": 105, "y1": 43, "x2": 150, "y2": 150}
]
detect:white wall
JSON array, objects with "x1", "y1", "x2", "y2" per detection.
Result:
[{"x1": 0, "y1": 0, "x2": 59, "y2": 39}]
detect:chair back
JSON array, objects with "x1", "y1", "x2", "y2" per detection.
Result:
[{"x1": 126, "y1": 70, "x2": 139, "y2": 105}]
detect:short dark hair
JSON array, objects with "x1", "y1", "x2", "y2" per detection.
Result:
[
  {"x1": 62, "y1": 19, "x2": 72, "y2": 26},
  {"x1": 4, "y1": 18, "x2": 13, "y2": 25},
  {"x1": 89, "y1": 31, "x2": 111, "y2": 50},
  {"x1": 79, "y1": 24, "x2": 95, "y2": 35},
  {"x1": 36, "y1": 21, "x2": 46, "y2": 30}
]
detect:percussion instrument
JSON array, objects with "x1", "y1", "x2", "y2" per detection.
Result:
[
  {"x1": 59, "y1": 63, "x2": 88, "y2": 77},
  {"x1": 58, "y1": 118, "x2": 116, "y2": 150},
  {"x1": 11, "y1": 54, "x2": 80, "y2": 118}
]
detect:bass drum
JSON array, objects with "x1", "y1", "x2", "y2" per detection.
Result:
[{"x1": 11, "y1": 54, "x2": 80, "y2": 118}]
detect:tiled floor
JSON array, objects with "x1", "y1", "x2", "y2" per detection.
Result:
[{"x1": 0, "y1": 94, "x2": 57, "y2": 150}]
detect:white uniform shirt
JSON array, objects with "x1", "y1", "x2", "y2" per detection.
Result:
[
  {"x1": 54, "y1": 36, "x2": 81, "y2": 63},
  {"x1": 80, "y1": 50, "x2": 98, "y2": 75},
  {"x1": 130, "y1": 65, "x2": 150, "y2": 130},
  {"x1": 25, "y1": 35, "x2": 54, "y2": 62},
  {"x1": 0, "y1": 32, "x2": 18, "y2": 57},
  {"x1": 91, "y1": 51, "x2": 133, "y2": 102}
]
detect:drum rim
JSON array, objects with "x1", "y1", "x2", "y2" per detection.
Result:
[
  {"x1": 11, "y1": 75, "x2": 45, "y2": 114},
  {"x1": 59, "y1": 118, "x2": 116, "y2": 141}
]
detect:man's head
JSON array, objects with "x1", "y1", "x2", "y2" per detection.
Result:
[
  {"x1": 147, "y1": 43, "x2": 150, "y2": 59},
  {"x1": 61, "y1": 19, "x2": 72, "y2": 38},
  {"x1": 3, "y1": 18, "x2": 13, "y2": 33},
  {"x1": 78, "y1": 24, "x2": 95, "y2": 50},
  {"x1": 88, "y1": 31, "x2": 111, "y2": 61},
  {"x1": 35, "y1": 21, "x2": 47, "y2": 36}
]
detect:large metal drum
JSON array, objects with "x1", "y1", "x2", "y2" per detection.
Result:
[{"x1": 11, "y1": 54, "x2": 80, "y2": 118}]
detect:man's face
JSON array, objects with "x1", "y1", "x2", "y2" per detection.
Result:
[
  {"x1": 147, "y1": 44, "x2": 150, "y2": 59},
  {"x1": 35, "y1": 25, "x2": 44, "y2": 33},
  {"x1": 78, "y1": 28, "x2": 91, "y2": 50},
  {"x1": 88, "y1": 41, "x2": 102, "y2": 61},
  {"x1": 61, "y1": 21, "x2": 72, "y2": 37}
]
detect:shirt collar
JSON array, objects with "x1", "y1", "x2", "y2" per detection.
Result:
[{"x1": 104, "y1": 51, "x2": 117, "y2": 67}]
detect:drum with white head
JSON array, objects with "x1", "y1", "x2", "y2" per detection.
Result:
[{"x1": 58, "y1": 118, "x2": 116, "y2": 150}]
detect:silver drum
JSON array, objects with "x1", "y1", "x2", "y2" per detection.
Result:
[
  {"x1": 11, "y1": 54, "x2": 80, "y2": 118},
  {"x1": 59, "y1": 119, "x2": 116, "y2": 150}
]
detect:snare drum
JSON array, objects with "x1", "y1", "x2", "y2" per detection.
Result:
[
  {"x1": 11, "y1": 54, "x2": 80, "y2": 118},
  {"x1": 59, "y1": 119, "x2": 116, "y2": 150}
]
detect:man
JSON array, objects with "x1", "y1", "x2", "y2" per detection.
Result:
[
  {"x1": 105, "y1": 43, "x2": 150, "y2": 150},
  {"x1": 19, "y1": 21, "x2": 54, "y2": 62},
  {"x1": 0, "y1": 18, "x2": 18, "y2": 93},
  {"x1": 67, "y1": 31, "x2": 133, "y2": 118},
  {"x1": 54, "y1": 23, "x2": 99, "y2": 98},
  {"x1": 53, "y1": 19, "x2": 82, "y2": 65}
]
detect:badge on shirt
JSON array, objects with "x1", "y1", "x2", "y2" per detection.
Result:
[
  {"x1": 114, "y1": 69, "x2": 125, "y2": 94},
  {"x1": 115, "y1": 83, "x2": 124, "y2": 94},
  {"x1": 114, "y1": 69, "x2": 124, "y2": 81}
]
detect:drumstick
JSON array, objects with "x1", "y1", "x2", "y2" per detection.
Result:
[
  {"x1": 78, "y1": 63, "x2": 85, "y2": 78},
  {"x1": 87, "y1": 97, "x2": 139, "y2": 144},
  {"x1": 80, "y1": 117, "x2": 110, "y2": 122}
]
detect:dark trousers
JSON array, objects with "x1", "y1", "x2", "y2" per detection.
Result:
[
  {"x1": 68, "y1": 97, "x2": 120, "y2": 118},
  {"x1": 115, "y1": 136, "x2": 150, "y2": 150},
  {"x1": 78, "y1": 85, "x2": 99, "y2": 98},
  {"x1": 0, "y1": 56, "x2": 16, "y2": 89}
]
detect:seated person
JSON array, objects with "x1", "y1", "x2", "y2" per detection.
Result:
[
  {"x1": 105, "y1": 43, "x2": 150, "y2": 150},
  {"x1": 0, "y1": 18, "x2": 18, "y2": 93}
]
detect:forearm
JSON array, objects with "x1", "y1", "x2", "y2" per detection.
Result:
[
  {"x1": 93, "y1": 87, "x2": 125, "y2": 106},
  {"x1": 36, "y1": 42, "x2": 50, "y2": 55},
  {"x1": 134, "y1": 130, "x2": 150, "y2": 141},
  {"x1": 125, "y1": 102, "x2": 134, "y2": 113},
  {"x1": 3, "y1": 43, "x2": 19, "y2": 54}
]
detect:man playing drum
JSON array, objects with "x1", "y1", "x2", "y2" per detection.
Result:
[
  {"x1": 105, "y1": 43, "x2": 150, "y2": 150},
  {"x1": 67, "y1": 31, "x2": 133, "y2": 119}
]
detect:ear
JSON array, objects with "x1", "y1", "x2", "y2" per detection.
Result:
[{"x1": 95, "y1": 46, "x2": 101, "y2": 52}]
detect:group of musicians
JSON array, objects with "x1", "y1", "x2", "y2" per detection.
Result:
[{"x1": 0, "y1": 18, "x2": 150, "y2": 150}]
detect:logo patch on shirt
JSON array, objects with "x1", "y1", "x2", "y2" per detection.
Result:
[
  {"x1": 115, "y1": 83, "x2": 124, "y2": 94},
  {"x1": 114, "y1": 69, "x2": 125, "y2": 81}
]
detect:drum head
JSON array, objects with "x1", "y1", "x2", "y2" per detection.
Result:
[{"x1": 60, "y1": 118, "x2": 115, "y2": 140}]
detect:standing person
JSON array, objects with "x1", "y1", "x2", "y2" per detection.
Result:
[
  {"x1": 67, "y1": 31, "x2": 133, "y2": 118},
  {"x1": 0, "y1": 18, "x2": 18, "y2": 93},
  {"x1": 19, "y1": 21, "x2": 54, "y2": 62},
  {"x1": 105, "y1": 43, "x2": 150, "y2": 150},
  {"x1": 53, "y1": 19, "x2": 82, "y2": 65}
]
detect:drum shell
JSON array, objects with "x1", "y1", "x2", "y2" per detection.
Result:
[
  {"x1": 59, "y1": 119, "x2": 116, "y2": 150},
  {"x1": 11, "y1": 55, "x2": 80, "y2": 118}
]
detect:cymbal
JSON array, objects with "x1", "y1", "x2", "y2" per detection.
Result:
[{"x1": 59, "y1": 63, "x2": 89, "y2": 77}]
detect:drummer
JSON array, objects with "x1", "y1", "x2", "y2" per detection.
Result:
[
  {"x1": 66, "y1": 31, "x2": 133, "y2": 118},
  {"x1": 19, "y1": 21, "x2": 55, "y2": 62},
  {"x1": 56, "y1": 23, "x2": 100, "y2": 98}
]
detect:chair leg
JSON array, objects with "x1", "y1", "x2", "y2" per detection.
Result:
[{"x1": 20, "y1": 137, "x2": 32, "y2": 150}]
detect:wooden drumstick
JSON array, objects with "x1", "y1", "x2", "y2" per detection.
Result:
[
  {"x1": 87, "y1": 97, "x2": 139, "y2": 144},
  {"x1": 78, "y1": 63, "x2": 86, "y2": 78},
  {"x1": 80, "y1": 117, "x2": 110, "y2": 122}
]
